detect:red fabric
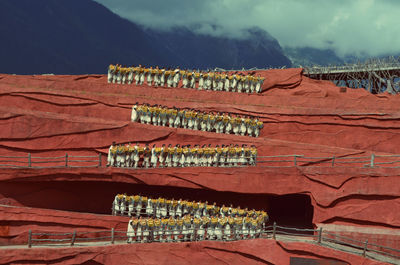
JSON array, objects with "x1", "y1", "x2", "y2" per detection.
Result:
[
  {"x1": 0, "y1": 205, "x2": 127, "y2": 245},
  {"x1": 0, "y1": 70, "x2": 399, "y2": 263},
  {"x1": 0, "y1": 69, "x2": 399, "y2": 157},
  {"x1": 0, "y1": 238, "x2": 386, "y2": 265},
  {"x1": 0, "y1": 167, "x2": 399, "y2": 230}
]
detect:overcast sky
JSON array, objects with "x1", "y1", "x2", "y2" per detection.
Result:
[{"x1": 95, "y1": 0, "x2": 400, "y2": 58}]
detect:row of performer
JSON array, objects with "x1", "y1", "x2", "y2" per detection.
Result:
[
  {"x1": 127, "y1": 215, "x2": 265, "y2": 243},
  {"x1": 108, "y1": 64, "x2": 265, "y2": 93},
  {"x1": 113, "y1": 194, "x2": 268, "y2": 221},
  {"x1": 131, "y1": 103, "x2": 263, "y2": 137},
  {"x1": 107, "y1": 143, "x2": 258, "y2": 168}
]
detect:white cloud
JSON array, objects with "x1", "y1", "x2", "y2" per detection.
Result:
[{"x1": 95, "y1": 0, "x2": 400, "y2": 57}]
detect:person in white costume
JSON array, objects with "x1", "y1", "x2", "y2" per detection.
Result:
[
  {"x1": 189, "y1": 72, "x2": 196, "y2": 88},
  {"x1": 131, "y1": 103, "x2": 138, "y2": 122},
  {"x1": 240, "y1": 117, "x2": 248, "y2": 136},
  {"x1": 153, "y1": 67, "x2": 160, "y2": 87},
  {"x1": 107, "y1": 142, "x2": 116, "y2": 167},
  {"x1": 139, "y1": 67, "x2": 146, "y2": 85},
  {"x1": 112, "y1": 194, "x2": 122, "y2": 215},
  {"x1": 166, "y1": 69, "x2": 173, "y2": 87},
  {"x1": 181, "y1": 70, "x2": 188, "y2": 88},
  {"x1": 150, "y1": 144, "x2": 158, "y2": 168},
  {"x1": 255, "y1": 76, "x2": 265, "y2": 93},
  {"x1": 116, "y1": 68, "x2": 122, "y2": 84},
  {"x1": 146, "y1": 67, "x2": 153, "y2": 86},
  {"x1": 205, "y1": 73, "x2": 212, "y2": 90},
  {"x1": 107, "y1": 64, "x2": 115, "y2": 83},
  {"x1": 127, "y1": 218, "x2": 137, "y2": 243},
  {"x1": 237, "y1": 75, "x2": 243, "y2": 93},
  {"x1": 174, "y1": 110, "x2": 182, "y2": 128},
  {"x1": 165, "y1": 144, "x2": 173, "y2": 167},
  {"x1": 127, "y1": 196, "x2": 134, "y2": 217},
  {"x1": 230, "y1": 74, "x2": 238, "y2": 91},
  {"x1": 198, "y1": 73, "x2": 204, "y2": 90},
  {"x1": 127, "y1": 67, "x2": 134, "y2": 85},
  {"x1": 146, "y1": 198, "x2": 153, "y2": 217},
  {"x1": 119, "y1": 194, "x2": 126, "y2": 216},
  {"x1": 121, "y1": 68, "x2": 127, "y2": 84},
  {"x1": 135, "y1": 196, "x2": 142, "y2": 217},
  {"x1": 132, "y1": 143, "x2": 140, "y2": 168},
  {"x1": 224, "y1": 75, "x2": 231, "y2": 92},
  {"x1": 172, "y1": 145, "x2": 180, "y2": 167},
  {"x1": 244, "y1": 76, "x2": 250, "y2": 93},
  {"x1": 254, "y1": 119, "x2": 263, "y2": 137},
  {"x1": 158, "y1": 144, "x2": 166, "y2": 167},
  {"x1": 217, "y1": 74, "x2": 224, "y2": 91},
  {"x1": 143, "y1": 144, "x2": 151, "y2": 168},
  {"x1": 159, "y1": 69, "x2": 166, "y2": 87},
  {"x1": 172, "y1": 68, "x2": 180, "y2": 87}
]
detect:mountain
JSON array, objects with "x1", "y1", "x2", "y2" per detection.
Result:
[
  {"x1": 144, "y1": 26, "x2": 292, "y2": 70},
  {"x1": 284, "y1": 47, "x2": 345, "y2": 67},
  {"x1": 0, "y1": 0, "x2": 171, "y2": 74},
  {"x1": 0, "y1": 0, "x2": 291, "y2": 75}
]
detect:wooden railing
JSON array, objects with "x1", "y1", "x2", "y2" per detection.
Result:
[
  {"x1": 1, "y1": 153, "x2": 400, "y2": 168},
  {"x1": 0, "y1": 153, "x2": 102, "y2": 168},
  {"x1": 25, "y1": 223, "x2": 400, "y2": 263}
]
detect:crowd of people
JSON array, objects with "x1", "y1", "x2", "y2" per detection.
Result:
[
  {"x1": 131, "y1": 103, "x2": 264, "y2": 137},
  {"x1": 108, "y1": 64, "x2": 265, "y2": 94},
  {"x1": 118, "y1": 194, "x2": 269, "y2": 243},
  {"x1": 112, "y1": 194, "x2": 268, "y2": 221},
  {"x1": 126, "y1": 215, "x2": 264, "y2": 243},
  {"x1": 107, "y1": 143, "x2": 258, "y2": 168}
]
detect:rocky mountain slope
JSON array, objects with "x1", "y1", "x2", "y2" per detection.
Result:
[{"x1": 0, "y1": 0, "x2": 291, "y2": 74}]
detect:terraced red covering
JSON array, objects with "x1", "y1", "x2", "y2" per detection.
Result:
[
  {"x1": 0, "y1": 238, "x2": 387, "y2": 265},
  {"x1": 0, "y1": 205, "x2": 128, "y2": 246},
  {"x1": 0, "y1": 69, "x2": 399, "y2": 264}
]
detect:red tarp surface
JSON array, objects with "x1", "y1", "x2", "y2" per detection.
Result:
[
  {"x1": 0, "y1": 69, "x2": 399, "y2": 264},
  {"x1": 0, "y1": 237, "x2": 388, "y2": 265}
]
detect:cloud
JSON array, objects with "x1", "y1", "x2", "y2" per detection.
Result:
[{"x1": 95, "y1": 0, "x2": 400, "y2": 57}]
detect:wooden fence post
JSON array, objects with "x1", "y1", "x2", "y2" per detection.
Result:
[
  {"x1": 28, "y1": 153, "x2": 32, "y2": 168},
  {"x1": 111, "y1": 228, "x2": 115, "y2": 244},
  {"x1": 98, "y1": 153, "x2": 102, "y2": 167},
  {"x1": 65, "y1": 154, "x2": 69, "y2": 167},
  {"x1": 317, "y1": 227, "x2": 322, "y2": 244},
  {"x1": 272, "y1": 222, "x2": 277, "y2": 240},
  {"x1": 71, "y1": 230, "x2": 76, "y2": 246},
  {"x1": 370, "y1": 154, "x2": 375, "y2": 168},
  {"x1": 331, "y1": 156, "x2": 335, "y2": 167},
  {"x1": 28, "y1": 229, "x2": 32, "y2": 248},
  {"x1": 363, "y1": 239, "x2": 368, "y2": 257}
]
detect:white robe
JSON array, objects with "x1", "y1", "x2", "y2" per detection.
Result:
[
  {"x1": 198, "y1": 76, "x2": 204, "y2": 90},
  {"x1": 107, "y1": 69, "x2": 114, "y2": 83},
  {"x1": 151, "y1": 148, "x2": 158, "y2": 167},
  {"x1": 139, "y1": 73, "x2": 145, "y2": 85},
  {"x1": 173, "y1": 72, "x2": 180, "y2": 87},
  {"x1": 256, "y1": 80, "x2": 262, "y2": 93},
  {"x1": 108, "y1": 146, "x2": 115, "y2": 166},
  {"x1": 112, "y1": 196, "x2": 120, "y2": 215},
  {"x1": 131, "y1": 105, "x2": 138, "y2": 122},
  {"x1": 116, "y1": 72, "x2": 122, "y2": 84},
  {"x1": 127, "y1": 220, "x2": 135, "y2": 243},
  {"x1": 128, "y1": 201, "x2": 134, "y2": 217},
  {"x1": 224, "y1": 78, "x2": 230, "y2": 91},
  {"x1": 134, "y1": 71, "x2": 140, "y2": 84},
  {"x1": 127, "y1": 71, "x2": 134, "y2": 84}
]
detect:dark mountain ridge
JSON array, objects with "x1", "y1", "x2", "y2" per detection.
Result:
[{"x1": 0, "y1": 0, "x2": 291, "y2": 74}]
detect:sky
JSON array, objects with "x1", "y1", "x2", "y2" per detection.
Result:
[{"x1": 95, "y1": 0, "x2": 400, "y2": 58}]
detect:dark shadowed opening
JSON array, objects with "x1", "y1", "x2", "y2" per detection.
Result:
[{"x1": 0, "y1": 181, "x2": 313, "y2": 229}]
